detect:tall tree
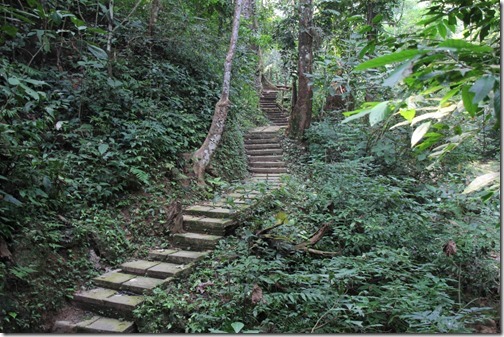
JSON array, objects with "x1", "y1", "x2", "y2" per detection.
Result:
[
  {"x1": 192, "y1": 0, "x2": 244, "y2": 184},
  {"x1": 288, "y1": 0, "x2": 313, "y2": 139}
]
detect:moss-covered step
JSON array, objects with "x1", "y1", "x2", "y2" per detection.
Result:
[
  {"x1": 73, "y1": 287, "x2": 144, "y2": 319},
  {"x1": 183, "y1": 205, "x2": 238, "y2": 218},
  {"x1": 120, "y1": 259, "x2": 191, "y2": 278},
  {"x1": 171, "y1": 232, "x2": 222, "y2": 251},
  {"x1": 92, "y1": 269, "x2": 172, "y2": 294},
  {"x1": 148, "y1": 249, "x2": 209, "y2": 264},
  {"x1": 182, "y1": 215, "x2": 236, "y2": 236},
  {"x1": 77, "y1": 316, "x2": 136, "y2": 333}
]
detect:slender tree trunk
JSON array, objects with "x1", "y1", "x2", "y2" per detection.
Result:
[
  {"x1": 288, "y1": 0, "x2": 313, "y2": 139},
  {"x1": 192, "y1": 0, "x2": 244, "y2": 184},
  {"x1": 106, "y1": 0, "x2": 114, "y2": 77},
  {"x1": 149, "y1": 0, "x2": 161, "y2": 37}
]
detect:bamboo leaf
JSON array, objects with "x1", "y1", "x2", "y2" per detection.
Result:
[
  {"x1": 355, "y1": 49, "x2": 427, "y2": 71},
  {"x1": 462, "y1": 172, "x2": 500, "y2": 194},
  {"x1": 411, "y1": 121, "x2": 431, "y2": 148},
  {"x1": 437, "y1": 39, "x2": 493, "y2": 53}
]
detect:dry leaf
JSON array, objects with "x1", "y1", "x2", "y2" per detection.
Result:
[
  {"x1": 443, "y1": 240, "x2": 457, "y2": 256},
  {"x1": 196, "y1": 281, "x2": 214, "y2": 294},
  {"x1": 251, "y1": 283, "x2": 264, "y2": 304}
]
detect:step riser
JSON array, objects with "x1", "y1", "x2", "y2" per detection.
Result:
[
  {"x1": 183, "y1": 220, "x2": 236, "y2": 236},
  {"x1": 73, "y1": 301, "x2": 137, "y2": 321},
  {"x1": 250, "y1": 163, "x2": 286, "y2": 168},
  {"x1": 245, "y1": 145, "x2": 281, "y2": 150},
  {"x1": 244, "y1": 138, "x2": 280, "y2": 144},
  {"x1": 248, "y1": 156, "x2": 283, "y2": 162},
  {"x1": 247, "y1": 150, "x2": 283, "y2": 156},
  {"x1": 249, "y1": 168, "x2": 288, "y2": 173},
  {"x1": 171, "y1": 236, "x2": 219, "y2": 251},
  {"x1": 245, "y1": 133, "x2": 280, "y2": 139}
]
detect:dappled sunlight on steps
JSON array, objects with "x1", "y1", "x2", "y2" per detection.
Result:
[{"x1": 52, "y1": 91, "x2": 289, "y2": 333}]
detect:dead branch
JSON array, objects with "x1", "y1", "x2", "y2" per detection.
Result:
[{"x1": 294, "y1": 223, "x2": 331, "y2": 250}]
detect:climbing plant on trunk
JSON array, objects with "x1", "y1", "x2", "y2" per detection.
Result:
[
  {"x1": 289, "y1": 0, "x2": 313, "y2": 140},
  {"x1": 192, "y1": 0, "x2": 244, "y2": 184}
]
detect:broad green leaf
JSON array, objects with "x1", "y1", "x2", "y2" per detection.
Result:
[
  {"x1": 231, "y1": 322, "x2": 245, "y2": 333},
  {"x1": 399, "y1": 109, "x2": 415, "y2": 123},
  {"x1": 440, "y1": 86, "x2": 460, "y2": 105},
  {"x1": 411, "y1": 121, "x2": 431, "y2": 148},
  {"x1": 462, "y1": 172, "x2": 500, "y2": 194},
  {"x1": 383, "y1": 59, "x2": 414, "y2": 87},
  {"x1": 469, "y1": 75, "x2": 495, "y2": 104},
  {"x1": 461, "y1": 85, "x2": 478, "y2": 116},
  {"x1": 98, "y1": 143, "x2": 109, "y2": 155},
  {"x1": 437, "y1": 39, "x2": 493, "y2": 53},
  {"x1": 87, "y1": 44, "x2": 108, "y2": 60},
  {"x1": 341, "y1": 109, "x2": 372, "y2": 124},
  {"x1": 437, "y1": 22, "x2": 447, "y2": 38},
  {"x1": 369, "y1": 101, "x2": 390, "y2": 126},
  {"x1": 355, "y1": 49, "x2": 427, "y2": 71},
  {"x1": 7, "y1": 77, "x2": 20, "y2": 85}
]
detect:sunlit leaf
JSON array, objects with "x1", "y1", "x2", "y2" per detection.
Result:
[
  {"x1": 369, "y1": 101, "x2": 390, "y2": 126},
  {"x1": 461, "y1": 85, "x2": 478, "y2": 116},
  {"x1": 462, "y1": 172, "x2": 500, "y2": 194},
  {"x1": 399, "y1": 109, "x2": 416, "y2": 123},
  {"x1": 98, "y1": 143, "x2": 109, "y2": 155},
  {"x1": 411, "y1": 121, "x2": 431, "y2": 148}
]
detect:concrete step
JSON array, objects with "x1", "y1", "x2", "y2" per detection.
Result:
[
  {"x1": 148, "y1": 249, "x2": 209, "y2": 264},
  {"x1": 249, "y1": 167, "x2": 288, "y2": 174},
  {"x1": 184, "y1": 205, "x2": 238, "y2": 219},
  {"x1": 249, "y1": 161, "x2": 286, "y2": 168},
  {"x1": 73, "y1": 287, "x2": 144, "y2": 319},
  {"x1": 244, "y1": 137, "x2": 280, "y2": 144},
  {"x1": 182, "y1": 214, "x2": 236, "y2": 236},
  {"x1": 245, "y1": 134, "x2": 280, "y2": 140},
  {"x1": 245, "y1": 143, "x2": 281, "y2": 150},
  {"x1": 172, "y1": 232, "x2": 223, "y2": 251},
  {"x1": 54, "y1": 315, "x2": 136, "y2": 333},
  {"x1": 120, "y1": 260, "x2": 192, "y2": 279},
  {"x1": 92, "y1": 269, "x2": 172, "y2": 294},
  {"x1": 248, "y1": 155, "x2": 283, "y2": 162},
  {"x1": 246, "y1": 149, "x2": 283, "y2": 156}
]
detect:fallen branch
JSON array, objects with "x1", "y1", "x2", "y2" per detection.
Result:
[{"x1": 294, "y1": 223, "x2": 331, "y2": 250}]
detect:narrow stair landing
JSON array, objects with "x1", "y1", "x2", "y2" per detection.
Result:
[{"x1": 52, "y1": 93, "x2": 288, "y2": 333}]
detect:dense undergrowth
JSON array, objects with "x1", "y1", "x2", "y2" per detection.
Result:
[
  {"x1": 134, "y1": 117, "x2": 499, "y2": 333},
  {"x1": 0, "y1": 0, "x2": 264, "y2": 332}
]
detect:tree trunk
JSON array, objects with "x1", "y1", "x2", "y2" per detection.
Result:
[
  {"x1": 148, "y1": 0, "x2": 162, "y2": 36},
  {"x1": 106, "y1": 0, "x2": 114, "y2": 77},
  {"x1": 192, "y1": 0, "x2": 244, "y2": 184},
  {"x1": 288, "y1": 0, "x2": 313, "y2": 139}
]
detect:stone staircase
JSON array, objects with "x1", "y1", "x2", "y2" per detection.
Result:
[
  {"x1": 52, "y1": 92, "x2": 288, "y2": 333},
  {"x1": 260, "y1": 90, "x2": 289, "y2": 127}
]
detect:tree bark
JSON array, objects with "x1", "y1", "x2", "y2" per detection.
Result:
[
  {"x1": 192, "y1": 0, "x2": 244, "y2": 184},
  {"x1": 288, "y1": 0, "x2": 313, "y2": 139},
  {"x1": 106, "y1": 0, "x2": 114, "y2": 77},
  {"x1": 148, "y1": 0, "x2": 161, "y2": 37}
]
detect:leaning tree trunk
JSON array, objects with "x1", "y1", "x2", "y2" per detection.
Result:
[
  {"x1": 288, "y1": 0, "x2": 313, "y2": 140},
  {"x1": 192, "y1": 0, "x2": 244, "y2": 184}
]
